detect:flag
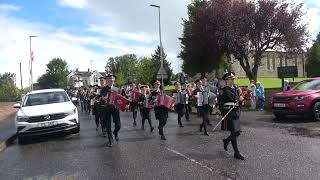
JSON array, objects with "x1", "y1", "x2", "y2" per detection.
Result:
[
  {"x1": 31, "y1": 51, "x2": 35, "y2": 62},
  {"x1": 114, "y1": 94, "x2": 130, "y2": 111}
]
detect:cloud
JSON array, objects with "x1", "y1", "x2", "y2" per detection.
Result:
[
  {"x1": 0, "y1": 3, "x2": 20, "y2": 14},
  {"x1": 57, "y1": 0, "x2": 88, "y2": 9}
]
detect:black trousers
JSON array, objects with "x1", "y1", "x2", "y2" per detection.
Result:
[
  {"x1": 140, "y1": 108, "x2": 153, "y2": 128},
  {"x1": 175, "y1": 104, "x2": 185, "y2": 125},
  {"x1": 93, "y1": 104, "x2": 100, "y2": 128},
  {"x1": 199, "y1": 106, "x2": 211, "y2": 133},
  {"x1": 185, "y1": 103, "x2": 191, "y2": 120},
  {"x1": 154, "y1": 106, "x2": 168, "y2": 136},
  {"x1": 225, "y1": 131, "x2": 241, "y2": 154},
  {"x1": 130, "y1": 102, "x2": 138, "y2": 122},
  {"x1": 101, "y1": 105, "x2": 121, "y2": 137}
]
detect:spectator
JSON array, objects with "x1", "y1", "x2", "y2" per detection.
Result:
[
  {"x1": 250, "y1": 80, "x2": 257, "y2": 110},
  {"x1": 283, "y1": 80, "x2": 291, "y2": 91},
  {"x1": 256, "y1": 82, "x2": 265, "y2": 111}
]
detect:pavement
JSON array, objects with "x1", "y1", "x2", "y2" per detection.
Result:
[{"x1": 0, "y1": 110, "x2": 320, "y2": 180}]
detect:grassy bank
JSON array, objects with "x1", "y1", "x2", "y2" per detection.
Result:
[{"x1": 164, "y1": 77, "x2": 307, "y2": 90}]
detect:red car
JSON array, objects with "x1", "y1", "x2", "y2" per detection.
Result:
[{"x1": 272, "y1": 78, "x2": 320, "y2": 121}]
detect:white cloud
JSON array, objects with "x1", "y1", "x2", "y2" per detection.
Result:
[
  {"x1": 57, "y1": 0, "x2": 88, "y2": 9},
  {"x1": 0, "y1": 3, "x2": 20, "y2": 14}
]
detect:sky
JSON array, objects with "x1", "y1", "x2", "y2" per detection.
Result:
[{"x1": 0, "y1": 0, "x2": 320, "y2": 89}]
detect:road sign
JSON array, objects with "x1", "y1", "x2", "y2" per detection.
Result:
[{"x1": 156, "y1": 67, "x2": 168, "y2": 79}]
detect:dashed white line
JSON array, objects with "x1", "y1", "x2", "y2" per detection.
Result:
[{"x1": 166, "y1": 147, "x2": 214, "y2": 172}]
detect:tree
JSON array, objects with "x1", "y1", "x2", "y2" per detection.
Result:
[
  {"x1": 0, "y1": 72, "x2": 20, "y2": 101},
  {"x1": 179, "y1": 0, "x2": 224, "y2": 77},
  {"x1": 38, "y1": 58, "x2": 69, "y2": 89},
  {"x1": 105, "y1": 54, "x2": 138, "y2": 82},
  {"x1": 181, "y1": 0, "x2": 308, "y2": 81},
  {"x1": 306, "y1": 32, "x2": 320, "y2": 77},
  {"x1": 0, "y1": 72, "x2": 15, "y2": 85},
  {"x1": 135, "y1": 57, "x2": 157, "y2": 85},
  {"x1": 151, "y1": 46, "x2": 173, "y2": 85}
]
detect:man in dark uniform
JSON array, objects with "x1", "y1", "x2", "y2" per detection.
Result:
[
  {"x1": 92, "y1": 83, "x2": 102, "y2": 131},
  {"x1": 172, "y1": 81, "x2": 188, "y2": 127},
  {"x1": 193, "y1": 79, "x2": 210, "y2": 136},
  {"x1": 182, "y1": 84, "x2": 191, "y2": 121},
  {"x1": 221, "y1": 72, "x2": 245, "y2": 160},
  {"x1": 151, "y1": 80, "x2": 168, "y2": 140},
  {"x1": 100, "y1": 74, "x2": 121, "y2": 147}
]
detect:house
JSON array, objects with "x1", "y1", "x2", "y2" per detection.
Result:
[{"x1": 67, "y1": 69, "x2": 107, "y2": 88}]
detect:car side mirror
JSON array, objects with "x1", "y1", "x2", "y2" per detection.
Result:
[
  {"x1": 71, "y1": 97, "x2": 78, "y2": 101},
  {"x1": 13, "y1": 103, "x2": 21, "y2": 109}
]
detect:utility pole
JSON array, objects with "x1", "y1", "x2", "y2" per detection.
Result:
[
  {"x1": 29, "y1": 35, "x2": 37, "y2": 90},
  {"x1": 90, "y1": 60, "x2": 94, "y2": 72},
  {"x1": 20, "y1": 62, "x2": 23, "y2": 89}
]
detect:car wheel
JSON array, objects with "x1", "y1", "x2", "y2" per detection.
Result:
[
  {"x1": 274, "y1": 114, "x2": 285, "y2": 121},
  {"x1": 312, "y1": 102, "x2": 320, "y2": 122}
]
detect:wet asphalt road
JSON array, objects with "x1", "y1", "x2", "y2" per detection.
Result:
[{"x1": 0, "y1": 110, "x2": 320, "y2": 180}]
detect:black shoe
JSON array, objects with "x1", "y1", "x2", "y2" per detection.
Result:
[
  {"x1": 204, "y1": 132, "x2": 209, "y2": 136},
  {"x1": 234, "y1": 153, "x2": 245, "y2": 160},
  {"x1": 179, "y1": 123, "x2": 184, "y2": 127},
  {"x1": 101, "y1": 133, "x2": 107, "y2": 137},
  {"x1": 113, "y1": 133, "x2": 119, "y2": 141},
  {"x1": 107, "y1": 141, "x2": 112, "y2": 147},
  {"x1": 160, "y1": 135, "x2": 166, "y2": 140},
  {"x1": 223, "y1": 139, "x2": 229, "y2": 151},
  {"x1": 150, "y1": 127, "x2": 155, "y2": 132},
  {"x1": 133, "y1": 121, "x2": 137, "y2": 127}
]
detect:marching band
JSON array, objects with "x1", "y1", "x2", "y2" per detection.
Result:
[{"x1": 72, "y1": 71, "x2": 244, "y2": 160}]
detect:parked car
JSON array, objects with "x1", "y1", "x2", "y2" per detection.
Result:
[
  {"x1": 271, "y1": 78, "x2": 320, "y2": 121},
  {"x1": 13, "y1": 89, "x2": 80, "y2": 143}
]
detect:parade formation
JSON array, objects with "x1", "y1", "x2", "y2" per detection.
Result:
[{"x1": 69, "y1": 71, "x2": 246, "y2": 160}]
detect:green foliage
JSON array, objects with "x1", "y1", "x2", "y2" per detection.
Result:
[
  {"x1": 106, "y1": 54, "x2": 138, "y2": 80},
  {"x1": 115, "y1": 72, "x2": 127, "y2": 86},
  {"x1": 151, "y1": 46, "x2": 173, "y2": 85},
  {"x1": 0, "y1": 72, "x2": 22, "y2": 101},
  {"x1": 306, "y1": 33, "x2": 320, "y2": 77},
  {"x1": 135, "y1": 57, "x2": 156, "y2": 85},
  {"x1": 37, "y1": 58, "x2": 69, "y2": 89}
]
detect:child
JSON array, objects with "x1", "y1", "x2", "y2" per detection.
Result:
[{"x1": 138, "y1": 85, "x2": 154, "y2": 132}]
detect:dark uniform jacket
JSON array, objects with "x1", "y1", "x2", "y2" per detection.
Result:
[{"x1": 221, "y1": 85, "x2": 242, "y2": 132}]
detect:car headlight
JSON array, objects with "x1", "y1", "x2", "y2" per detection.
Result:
[
  {"x1": 293, "y1": 95, "x2": 309, "y2": 100},
  {"x1": 66, "y1": 108, "x2": 77, "y2": 115},
  {"x1": 16, "y1": 116, "x2": 29, "y2": 122}
]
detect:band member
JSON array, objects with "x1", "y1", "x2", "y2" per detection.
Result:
[
  {"x1": 221, "y1": 72, "x2": 245, "y2": 160},
  {"x1": 182, "y1": 84, "x2": 192, "y2": 121},
  {"x1": 172, "y1": 81, "x2": 188, "y2": 127},
  {"x1": 100, "y1": 74, "x2": 121, "y2": 147},
  {"x1": 193, "y1": 79, "x2": 211, "y2": 136},
  {"x1": 127, "y1": 83, "x2": 139, "y2": 127},
  {"x1": 92, "y1": 83, "x2": 102, "y2": 131},
  {"x1": 138, "y1": 85, "x2": 155, "y2": 132},
  {"x1": 151, "y1": 80, "x2": 168, "y2": 140}
]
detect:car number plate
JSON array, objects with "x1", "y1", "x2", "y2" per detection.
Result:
[
  {"x1": 274, "y1": 103, "x2": 286, "y2": 108},
  {"x1": 38, "y1": 121, "x2": 57, "y2": 127}
]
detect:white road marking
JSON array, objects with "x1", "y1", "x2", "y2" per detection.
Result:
[{"x1": 166, "y1": 147, "x2": 214, "y2": 172}]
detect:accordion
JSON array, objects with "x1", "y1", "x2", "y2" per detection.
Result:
[
  {"x1": 197, "y1": 91, "x2": 216, "y2": 107},
  {"x1": 131, "y1": 90, "x2": 142, "y2": 102},
  {"x1": 173, "y1": 91, "x2": 188, "y2": 105},
  {"x1": 156, "y1": 94, "x2": 175, "y2": 111},
  {"x1": 140, "y1": 95, "x2": 154, "y2": 109},
  {"x1": 102, "y1": 93, "x2": 130, "y2": 111}
]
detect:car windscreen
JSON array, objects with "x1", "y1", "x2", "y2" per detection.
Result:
[
  {"x1": 292, "y1": 80, "x2": 320, "y2": 90},
  {"x1": 23, "y1": 91, "x2": 70, "y2": 107}
]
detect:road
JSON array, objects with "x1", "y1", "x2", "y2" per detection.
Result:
[{"x1": 0, "y1": 110, "x2": 320, "y2": 180}]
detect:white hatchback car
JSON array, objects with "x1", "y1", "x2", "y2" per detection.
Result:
[{"x1": 13, "y1": 89, "x2": 79, "y2": 142}]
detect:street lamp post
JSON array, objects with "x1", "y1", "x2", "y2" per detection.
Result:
[
  {"x1": 29, "y1": 35, "x2": 37, "y2": 90},
  {"x1": 150, "y1": 4, "x2": 164, "y2": 87}
]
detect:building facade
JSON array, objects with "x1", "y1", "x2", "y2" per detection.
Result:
[{"x1": 67, "y1": 70, "x2": 106, "y2": 88}]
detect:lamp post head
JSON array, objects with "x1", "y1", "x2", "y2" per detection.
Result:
[
  {"x1": 150, "y1": 4, "x2": 160, "y2": 8},
  {"x1": 29, "y1": 35, "x2": 37, "y2": 38}
]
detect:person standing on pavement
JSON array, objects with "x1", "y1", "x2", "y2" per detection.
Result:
[
  {"x1": 172, "y1": 81, "x2": 188, "y2": 127},
  {"x1": 250, "y1": 80, "x2": 257, "y2": 110},
  {"x1": 193, "y1": 79, "x2": 210, "y2": 136},
  {"x1": 283, "y1": 80, "x2": 291, "y2": 91},
  {"x1": 256, "y1": 81, "x2": 265, "y2": 111},
  {"x1": 221, "y1": 72, "x2": 245, "y2": 160},
  {"x1": 100, "y1": 74, "x2": 121, "y2": 147},
  {"x1": 151, "y1": 80, "x2": 168, "y2": 140},
  {"x1": 138, "y1": 85, "x2": 154, "y2": 132}
]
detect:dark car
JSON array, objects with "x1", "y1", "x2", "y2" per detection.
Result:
[{"x1": 271, "y1": 78, "x2": 320, "y2": 121}]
